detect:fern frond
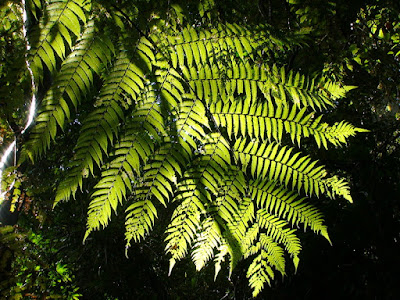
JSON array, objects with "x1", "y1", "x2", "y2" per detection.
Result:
[
  {"x1": 55, "y1": 51, "x2": 147, "y2": 204},
  {"x1": 29, "y1": 0, "x2": 91, "y2": 76},
  {"x1": 161, "y1": 22, "x2": 303, "y2": 70},
  {"x1": 246, "y1": 233, "x2": 288, "y2": 297},
  {"x1": 211, "y1": 99, "x2": 363, "y2": 148},
  {"x1": 136, "y1": 143, "x2": 182, "y2": 205},
  {"x1": 166, "y1": 133, "x2": 231, "y2": 269},
  {"x1": 185, "y1": 61, "x2": 342, "y2": 109},
  {"x1": 195, "y1": 168, "x2": 250, "y2": 276},
  {"x1": 22, "y1": 22, "x2": 114, "y2": 161},
  {"x1": 125, "y1": 143, "x2": 184, "y2": 245},
  {"x1": 125, "y1": 199, "x2": 158, "y2": 248},
  {"x1": 86, "y1": 78, "x2": 170, "y2": 239},
  {"x1": 225, "y1": 196, "x2": 255, "y2": 246},
  {"x1": 256, "y1": 209, "x2": 302, "y2": 257},
  {"x1": 218, "y1": 180, "x2": 254, "y2": 275},
  {"x1": 259, "y1": 234, "x2": 286, "y2": 275},
  {"x1": 192, "y1": 217, "x2": 222, "y2": 271},
  {"x1": 213, "y1": 168, "x2": 246, "y2": 223},
  {"x1": 175, "y1": 95, "x2": 210, "y2": 155},
  {"x1": 213, "y1": 241, "x2": 229, "y2": 280},
  {"x1": 249, "y1": 179, "x2": 328, "y2": 237},
  {"x1": 125, "y1": 81, "x2": 212, "y2": 245},
  {"x1": 162, "y1": 24, "x2": 259, "y2": 67},
  {"x1": 233, "y1": 139, "x2": 330, "y2": 197},
  {"x1": 325, "y1": 175, "x2": 353, "y2": 203},
  {"x1": 241, "y1": 222, "x2": 260, "y2": 257},
  {"x1": 125, "y1": 93, "x2": 210, "y2": 245},
  {"x1": 165, "y1": 197, "x2": 204, "y2": 269},
  {"x1": 84, "y1": 130, "x2": 154, "y2": 240},
  {"x1": 247, "y1": 251, "x2": 275, "y2": 297}
]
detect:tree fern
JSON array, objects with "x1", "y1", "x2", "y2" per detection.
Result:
[{"x1": 8, "y1": 0, "x2": 368, "y2": 297}]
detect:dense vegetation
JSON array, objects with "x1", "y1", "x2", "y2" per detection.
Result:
[{"x1": 0, "y1": 0, "x2": 399, "y2": 298}]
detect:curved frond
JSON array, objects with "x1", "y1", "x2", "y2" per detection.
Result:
[
  {"x1": 125, "y1": 199, "x2": 158, "y2": 248},
  {"x1": 29, "y1": 0, "x2": 91, "y2": 76},
  {"x1": 259, "y1": 234, "x2": 286, "y2": 275},
  {"x1": 246, "y1": 233, "x2": 287, "y2": 297},
  {"x1": 191, "y1": 217, "x2": 222, "y2": 271},
  {"x1": 249, "y1": 179, "x2": 329, "y2": 238},
  {"x1": 211, "y1": 99, "x2": 364, "y2": 148},
  {"x1": 165, "y1": 197, "x2": 204, "y2": 273},
  {"x1": 233, "y1": 138, "x2": 352, "y2": 200},
  {"x1": 84, "y1": 130, "x2": 153, "y2": 240},
  {"x1": 256, "y1": 209, "x2": 302, "y2": 258},
  {"x1": 247, "y1": 251, "x2": 275, "y2": 297},
  {"x1": 55, "y1": 52, "x2": 147, "y2": 204},
  {"x1": 125, "y1": 143, "x2": 184, "y2": 245},
  {"x1": 184, "y1": 61, "x2": 341, "y2": 110},
  {"x1": 22, "y1": 22, "x2": 114, "y2": 161},
  {"x1": 85, "y1": 80, "x2": 166, "y2": 238},
  {"x1": 165, "y1": 133, "x2": 231, "y2": 269}
]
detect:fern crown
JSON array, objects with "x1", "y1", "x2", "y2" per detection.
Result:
[{"x1": 18, "y1": 0, "x2": 366, "y2": 296}]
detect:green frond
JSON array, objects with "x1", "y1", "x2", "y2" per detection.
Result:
[
  {"x1": 125, "y1": 142, "x2": 185, "y2": 245},
  {"x1": 162, "y1": 24, "x2": 257, "y2": 67},
  {"x1": 248, "y1": 179, "x2": 328, "y2": 237},
  {"x1": 29, "y1": 0, "x2": 91, "y2": 76},
  {"x1": 325, "y1": 175, "x2": 353, "y2": 203},
  {"x1": 225, "y1": 196, "x2": 255, "y2": 245},
  {"x1": 206, "y1": 168, "x2": 250, "y2": 276},
  {"x1": 317, "y1": 121, "x2": 369, "y2": 147},
  {"x1": 165, "y1": 197, "x2": 204, "y2": 269},
  {"x1": 241, "y1": 223, "x2": 260, "y2": 257},
  {"x1": 213, "y1": 241, "x2": 229, "y2": 280},
  {"x1": 125, "y1": 199, "x2": 158, "y2": 247},
  {"x1": 233, "y1": 138, "x2": 332, "y2": 197},
  {"x1": 135, "y1": 143, "x2": 183, "y2": 206},
  {"x1": 214, "y1": 168, "x2": 246, "y2": 223},
  {"x1": 55, "y1": 52, "x2": 147, "y2": 204},
  {"x1": 126, "y1": 86, "x2": 211, "y2": 246},
  {"x1": 125, "y1": 93, "x2": 212, "y2": 247},
  {"x1": 160, "y1": 22, "x2": 302, "y2": 70},
  {"x1": 246, "y1": 233, "x2": 288, "y2": 297},
  {"x1": 85, "y1": 77, "x2": 173, "y2": 239},
  {"x1": 259, "y1": 234, "x2": 286, "y2": 275},
  {"x1": 175, "y1": 95, "x2": 210, "y2": 155},
  {"x1": 192, "y1": 217, "x2": 222, "y2": 271},
  {"x1": 213, "y1": 192, "x2": 255, "y2": 276},
  {"x1": 85, "y1": 130, "x2": 154, "y2": 240},
  {"x1": 247, "y1": 251, "x2": 275, "y2": 297},
  {"x1": 184, "y1": 61, "x2": 341, "y2": 109},
  {"x1": 165, "y1": 133, "x2": 231, "y2": 269},
  {"x1": 211, "y1": 99, "x2": 362, "y2": 148},
  {"x1": 22, "y1": 22, "x2": 114, "y2": 161},
  {"x1": 319, "y1": 79, "x2": 357, "y2": 100},
  {"x1": 256, "y1": 209, "x2": 302, "y2": 257}
]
